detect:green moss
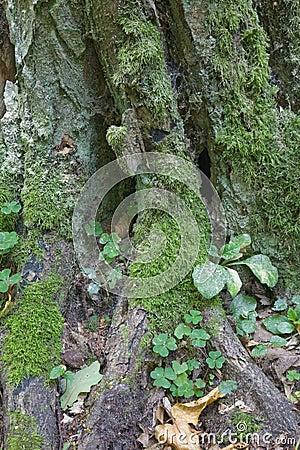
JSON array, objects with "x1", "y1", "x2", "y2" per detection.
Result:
[
  {"x1": 2, "y1": 274, "x2": 64, "y2": 385},
  {"x1": 0, "y1": 136, "x2": 21, "y2": 232},
  {"x1": 106, "y1": 125, "x2": 127, "y2": 153},
  {"x1": 21, "y1": 153, "x2": 79, "y2": 238},
  {"x1": 232, "y1": 411, "x2": 264, "y2": 440},
  {"x1": 113, "y1": 2, "x2": 176, "y2": 123},
  {"x1": 130, "y1": 181, "x2": 213, "y2": 331},
  {"x1": 200, "y1": 1, "x2": 300, "y2": 290},
  {"x1": 7, "y1": 411, "x2": 43, "y2": 450}
]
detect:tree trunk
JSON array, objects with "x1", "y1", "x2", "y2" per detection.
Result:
[{"x1": 0, "y1": 1, "x2": 299, "y2": 449}]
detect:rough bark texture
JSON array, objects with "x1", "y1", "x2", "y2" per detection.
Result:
[{"x1": 0, "y1": 0, "x2": 299, "y2": 449}]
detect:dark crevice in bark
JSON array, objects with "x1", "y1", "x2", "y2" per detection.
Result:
[{"x1": 0, "y1": 4, "x2": 16, "y2": 118}]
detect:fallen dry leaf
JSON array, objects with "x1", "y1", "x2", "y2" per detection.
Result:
[
  {"x1": 155, "y1": 418, "x2": 200, "y2": 450},
  {"x1": 156, "y1": 405, "x2": 165, "y2": 424},
  {"x1": 171, "y1": 387, "x2": 224, "y2": 425},
  {"x1": 154, "y1": 387, "x2": 225, "y2": 450}
]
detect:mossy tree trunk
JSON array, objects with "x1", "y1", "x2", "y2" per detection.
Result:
[{"x1": 0, "y1": 1, "x2": 299, "y2": 449}]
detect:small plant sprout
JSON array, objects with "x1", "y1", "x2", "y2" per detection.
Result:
[
  {"x1": 229, "y1": 294, "x2": 257, "y2": 336},
  {"x1": 286, "y1": 370, "x2": 300, "y2": 382},
  {"x1": 219, "y1": 380, "x2": 237, "y2": 395},
  {"x1": 0, "y1": 269, "x2": 21, "y2": 293},
  {"x1": 194, "y1": 378, "x2": 206, "y2": 397},
  {"x1": 152, "y1": 333, "x2": 177, "y2": 357},
  {"x1": 251, "y1": 344, "x2": 267, "y2": 358},
  {"x1": 184, "y1": 310, "x2": 203, "y2": 325},
  {"x1": 193, "y1": 234, "x2": 278, "y2": 299},
  {"x1": 206, "y1": 351, "x2": 225, "y2": 369},
  {"x1": 50, "y1": 365, "x2": 74, "y2": 382},
  {"x1": 0, "y1": 231, "x2": 19, "y2": 255},
  {"x1": 174, "y1": 323, "x2": 191, "y2": 339},
  {"x1": 1, "y1": 201, "x2": 21, "y2": 215}
]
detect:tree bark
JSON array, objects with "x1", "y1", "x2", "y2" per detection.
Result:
[{"x1": 0, "y1": 0, "x2": 299, "y2": 449}]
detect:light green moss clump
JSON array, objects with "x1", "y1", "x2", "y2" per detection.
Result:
[
  {"x1": 7, "y1": 411, "x2": 43, "y2": 450},
  {"x1": 2, "y1": 275, "x2": 64, "y2": 385},
  {"x1": 0, "y1": 137, "x2": 20, "y2": 232},
  {"x1": 106, "y1": 125, "x2": 128, "y2": 153},
  {"x1": 113, "y1": 2, "x2": 176, "y2": 123},
  {"x1": 21, "y1": 154, "x2": 77, "y2": 238},
  {"x1": 130, "y1": 188, "x2": 223, "y2": 332}
]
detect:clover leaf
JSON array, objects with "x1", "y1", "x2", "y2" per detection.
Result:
[
  {"x1": 1, "y1": 201, "x2": 21, "y2": 214},
  {"x1": 187, "y1": 359, "x2": 199, "y2": 371},
  {"x1": 206, "y1": 350, "x2": 225, "y2": 369},
  {"x1": 174, "y1": 323, "x2": 191, "y2": 339},
  {"x1": 184, "y1": 309, "x2": 203, "y2": 325},
  {"x1": 152, "y1": 333, "x2": 177, "y2": 357},
  {"x1": 0, "y1": 231, "x2": 19, "y2": 254},
  {"x1": 150, "y1": 367, "x2": 176, "y2": 388},
  {"x1": 0, "y1": 269, "x2": 21, "y2": 293},
  {"x1": 286, "y1": 370, "x2": 300, "y2": 382},
  {"x1": 190, "y1": 328, "x2": 210, "y2": 348}
]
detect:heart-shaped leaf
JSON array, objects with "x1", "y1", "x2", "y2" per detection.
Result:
[
  {"x1": 237, "y1": 255, "x2": 278, "y2": 287},
  {"x1": 193, "y1": 262, "x2": 227, "y2": 299}
]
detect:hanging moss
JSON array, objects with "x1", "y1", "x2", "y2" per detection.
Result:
[
  {"x1": 2, "y1": 274, "x2": 64, "y2": 385},
  {"x1": 196, "y1": 0, "x2": 300, "y2": 290},
  {"x1": 113, "y1": 2, "x2": 176, "y2": 124},
  {"x1": 7, "y1": 411, "x2": 43, "y2": 450}
]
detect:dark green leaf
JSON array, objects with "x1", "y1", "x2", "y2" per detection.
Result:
[
  {"x1": 272, "y1": 298, "x2": 288, "y2": 311},
  {"x1": 235, "y1": 318, "x2": 256, "y2": 336},
  {"x1": 221, "y1": 242, "x2": 242, "y2": 261},
  {"x1": 263, "y1": 315, "x2": 295, "y2": 335},
  {"x1": 238, "y1": 255, "x2": 278, "y2": 288},
  {"x1": 193, "y1": 262, "x2": 227, "y2": 299},
  {"x1": 229, "y1": 294, "x2": 257, "y2": 321},
  {"x1": 219, "y1": 380, "x2": 238, "y2": 395},
  {"x1": 251, "y1": 344, "x2": 267, "y2": 357},
  {"x1": 270, "y1": 336, "x2": 287, "y2": 347}
]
